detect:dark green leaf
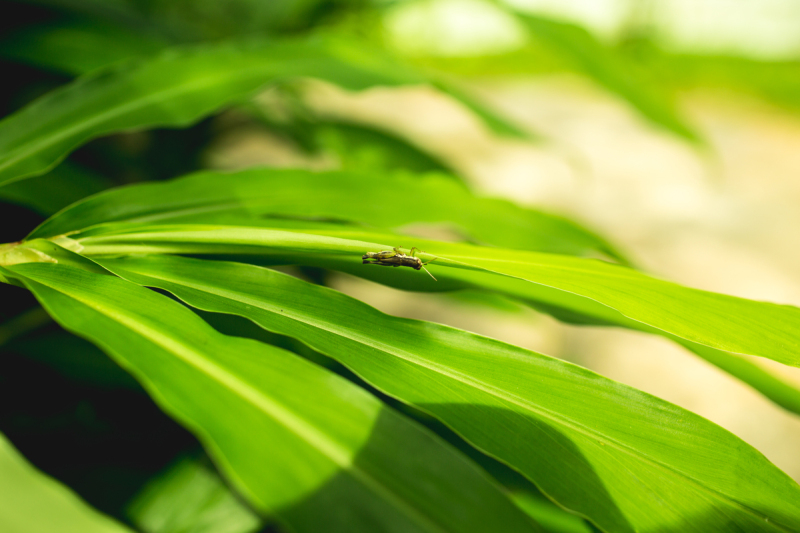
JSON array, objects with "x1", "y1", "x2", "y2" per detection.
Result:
[
  {"x1": 0, "y1": 19, "x2": 169, "y2": 75},
  {"x1": 0, "y1": 162, "x2": 112, "y2": 216}
]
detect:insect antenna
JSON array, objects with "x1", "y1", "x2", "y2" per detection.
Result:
[{"x1": 421, "y1": 265, "x2": 437, "y2": 281}]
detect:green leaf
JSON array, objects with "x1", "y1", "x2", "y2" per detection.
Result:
[
  {"x1": 26, "y1": 169, "x2": 800, "y2": 412},
  {"x1": 513, "y1": 13, "x2": 699, "y2": 141},
  {"x1": 6, "y1": 262, "x2": 543, "y2": 533},
  {"x1": 0, "y1": 36, "x2": 426, "y2": 187},
  {"x1": 0, "y1": 34, "x2": 528, "y2": 188},
  {"x1": 0, "y1": 19, "x2": 169, "y2": 75},
  {"x1": 28, "y1": 167, "x2": 624, "y2": 261},
  {"x1": 9, "y1": 330, "x2": 141, "y2": 390},
  {"x1": 30, "y1": 228, "x2": 798, "y2": 422},
  {"x1": 431, "y1": 78, "x2": 530, "y2": 139},
  {"x1": 94, "y1": 253, "x2": 800, "y2": 533},
  {"x1": 0, "y1": 306, "x2": 51, "y2": 348},
  {"x1": 0, "y1": 431, "x2": 133, "y2": 533},
  {"x1": 67, "y1": 224, "x2": 800, "y2": 367},
  {"x1": 127, "y1": 457, "x2": 263, "y2": 533},
  {"x1": 0, "y1": 162, "x2": 113, "y2": 216},
  {"x1": 311, "y1": 122, "x2": 454, "y2": 174},
  {"x1": 399, "y1": 265, "x2": 800, "y2": 417}
]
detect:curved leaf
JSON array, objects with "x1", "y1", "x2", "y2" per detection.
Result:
[
  {"x1": 127, "y1": 458, "x2": 263, "y2": 533},
  {"x1": 0, "y1": 36, "x2": 426, "y2": 187},
  {"x1": 0, "y1": 34, "x2": 529, "y2": 188},
  {"x1": 25, "y1": 169, "x2": 800, "y2": 412},
  {"x1": 6, "y1": 262, "x2": 542, "y2": 533},
  {"x1": 0, "y1": 431, "x2": 132, "y2": 533},
  {"x1": 0, "y1": 19, "x2": 169, "y2": 76},
  {"x1": 28, "y1": 168, "x2": 624, "y2": 260},
  {"x1": 327, "y1": 259, "x2": 800, "y2": 416},
  {"x1": 66, "y1": 224, "x2": 800, "y2": 367},
  {"x1": 0, "y1": 162, "x2": 112, "y2": 216},
  {"x1": 511, "y1": 13, "x2": 699, "y2": 141},
  {"x1": 95, "y1": 253, "x2": 800, "y2": 533}
]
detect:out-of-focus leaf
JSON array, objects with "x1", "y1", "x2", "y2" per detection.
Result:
[
  {"x1": 6, "y1": 262, "x2": 543, "y2": 533},
  {"x1": 513, "y1": 13, "x2": 698, "y2": 141},
  {"x1": 314, "y1": 122, "x2": 454, "y2": 174},
  {"x1": 94, "y1": 253, "x2": 800, "y2": 533},
  {"x1": 9, "y1": 331, "x2": 140, "y2": 390},
  {"x1": 63, "y1": 224, "x2": 800, "y2": 367},
  {"x1": 0, "y1": 37, "x2": 427, "y2": 187},
  {"x1": 431, "y1": 78, "x2": 530, "y2": 138},
  {"x1": 0, "y1": 19, "x2": 169, "y2": 75},
  {"x1": 127, "y1": 457, "x2": 263, "y2": 533},
  {"x1": 0, "y1": 162, "x2": 112, "y2": 216},
  {"x1": 611, "y1": 36, "x2": 800, "y2": 118},
  {"x1": 133, "y1": 0, "x2": 367, "y2": 37},
  {"x1": 0, "y1": 431, "x2": 133, "y2": 533},
  {"x1": 0, "y1": 32, "x2": 529, "y2": 188},
  {"x1": 27, "y1": 168, "x2": 625, "y2": 261},
  {"x1": 0, "y1": 306, "x2": 50, "y2": 347}
]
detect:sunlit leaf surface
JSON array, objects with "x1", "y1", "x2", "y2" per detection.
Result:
[
  {"x1": 0, "y1": 431, "x2": 132, "y2": 533},
  {"x1": 28, "y1": 168, "x2": 623, "y2": 260},
  {"x1": 25, "y1": 168, "x2": 800, "y2": 413},
  {"x1": 63, "y1": 225, "x2": 800, "y2": 367},
  {"x1": 93, "y1": 253, "x2": 800, "y2": 533},
  {"x1": 7, "y1": 262, "x2": 542, "y2": 533}
]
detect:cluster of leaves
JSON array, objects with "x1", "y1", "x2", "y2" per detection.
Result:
[{"x1": 1, "y1": 1, "x2": 799, "y2": 532}]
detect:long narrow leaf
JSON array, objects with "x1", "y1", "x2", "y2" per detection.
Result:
[
  {"x1": 64, "y1": 225, "x2": 800, "y2": 367},
  {"x1": 127, "y1": 458, "x2": 263, "y2": 533},
  {"x1": 24, "y1": 169, "x2": 800, "y2": 411},
  {"x1": 28, "y1": 168, "x2": 624, "y2": 260},
  {"x1": 5, "y1": 261, "x2": 542, "y2": 533},
  {"x1": 0, "y1": 37, "x2": 426, "y2": 187},
  {"x1": 512, "y1": 13, "x2": 698, "y2": 141},
  {"x1": 0, "y1": 34, "x2": 530, "y2": 187},
  {"x1": 0, "y1": 431, "x2": 132, "y2": 533},
  {"x1": 95, "y1": 253, "x2": 800, "y2": 533},
  {"x1": 321, "y1": 257, "x2": 800, "y2": 416},
  {"x1": 0, "y1": 162, "x2": 112, "y2": 216}
]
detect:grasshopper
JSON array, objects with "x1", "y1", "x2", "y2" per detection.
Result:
[{"x1": 362, "y1": 247, "x2": 437, "y2": 280}]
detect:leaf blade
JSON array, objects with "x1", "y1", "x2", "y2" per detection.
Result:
[
  {"x1": 28, "y1": 167, "x2": 624, "y2": 261},
  {"x1": 7, "y1": 261, "x2": 542, "y2": 533},
  {"x1": 0, "y1": 37, "x2": 425, "y2": 187},
  {"x1": 95, "y1": 253, "x2": 800, "y2": 533},
  {"x1": 0, "y1": 431, "x2": 133, "y2": 533},
  {"x1": 71, "y1": 224, "x2": 800, "y2": 366},
  {"x1": 126, "y1": 458, "x2": 263, "y2": 533}
]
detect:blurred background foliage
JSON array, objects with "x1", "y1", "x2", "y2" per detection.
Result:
[{"x1": 1, "y1": 0, "x2": 800, "y2": 531}]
